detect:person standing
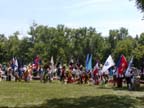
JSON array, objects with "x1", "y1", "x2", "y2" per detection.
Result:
[
  {"x1": 125, "y1": 68, "x2": 132, "y2": 90},
  {"x1": 43, "y1": 62, "x2": 49, "y2": 83},
  {"x1": 0, "y1": 64, "x2": 3, "y2": 81},
  {"x1": 39, "y1": 65, "x2": 44, "y2": 83},
  {"x1": 60, "y1": 65, "x2": 66, "y2": 83},
  {"x1": 6, "y1": 63, "x2": 12, "y2": 81},
  {"x1": 112, "y1": 67, "x2": 117, "y2": 86}
]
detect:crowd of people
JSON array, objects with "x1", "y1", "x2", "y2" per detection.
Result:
[{"x1": 0, "y1": 57, "x2": 144, "y2": 91}]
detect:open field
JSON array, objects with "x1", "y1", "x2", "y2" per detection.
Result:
[{"x1": 0, "y1": 81, "x2": 144, "y2": 108}]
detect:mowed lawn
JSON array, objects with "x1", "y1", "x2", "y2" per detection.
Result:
[{"x1": 0, "y1": 80, "x2": 144, "y2": 108}]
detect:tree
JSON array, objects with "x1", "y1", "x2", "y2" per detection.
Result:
[
  {"x1": 0, "y1": 34, "x2": 8, "y2": 63},
  {"x1": 133, "y1": 45, "x2": 144, "y2": 67},
  {"x1": 119, "y1": 27, "x2": 128, "y2": 40},
  {"x1": 114, "y1": 37, "x2": 135, "y2": 61},
  {"x1": 138, "y1": 32, "x2": 144, "y2": 45},
  {"x1": 18, "y1": 37, "x2": 34, "y2": 64},
  {"x1": 7, "y1": 32, "x2": 20, "y2": 59},
  {"x1": 108, "y1": 29, "x2": 119, "y2": 49},
  {"x1": 131, "y1": 0, "x2": 144, "y2": 12},
  {"x1": 0, "y1": 23, "x2": 144, "y2": 67}
]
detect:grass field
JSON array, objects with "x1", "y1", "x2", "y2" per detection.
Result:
[{"x1": 0, "y1": 80, "x2": 144, "y2": 108}]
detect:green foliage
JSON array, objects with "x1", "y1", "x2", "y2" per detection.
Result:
[
  {"x1": 0, "y1": 23, "x2": 144, "y2": 67},
  {"x1": 139, "y1": 32, "x2": 144, "y2": 45},
  {"x1": 114, "y1": 37, "x2": 135, "y2": 60},
  {"x1": 133, "y1": 45, "x2": 144, "y2": 67},
  {"x1": 132, "y1": 0, "x2": 144, "y2": 12}
]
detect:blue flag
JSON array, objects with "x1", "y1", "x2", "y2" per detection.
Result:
[
  {"x1": 86, "y1": 54, "x2": 89, "y2": 71},
  {"x1": 125, "y1": 56, "x2": 133, "y2": 77},
  {"x1": 88, "y1": 54, "x2": 92, "y2": 71},
  {"x1": 116, "y1": 55, "x2": 122, "y2": 68},
  {"x1": 86, "y1": 54, "x2": 92, "y2": 72}
]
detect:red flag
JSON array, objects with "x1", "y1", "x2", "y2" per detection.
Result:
[
  {"x1": 93, "y1": 62, "x2": 99, "y2": 75},
  {"x1": 117, "y1": 55, "x2": 128, "y2": 74},
  {"x1": 34, "y1": 56, "x2": 39, "y2": 64},
  {"x1": 34, "y1": 55, "x2": 40, "y2": 70}
]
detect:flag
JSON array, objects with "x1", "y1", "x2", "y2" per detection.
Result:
[
  {"x1": 34, "y1": 55, "x2": 40, "y2": 70},
  {"x1": 70, "y1": 57, "x2": 74, "y2": 64},
  {"x1": 87, "y1": 54, "x2": 92, "y2": 71},
  {"x1": 12, "y1": 57, "x2": 18, "y2": 71},
  {"x1": 50, "y1": 56, "x2": 54, "y2": 65},
  {"x1": 12, "y1": 57, "x2": 15, "y2": 64},
  {"x1": 93, "y1": 62, "x2": 99, "y2": 75},
  {"x1": 86, "y1": 54, "x2": 89, "y2": 71},
  {"x1": 15, "y1": 58, "x2": 18, "y2": 67},
  {"x1": 34, "y1": 55, "x2": 40, "y2": 65},
  {"x1": 50, "y1": 56, "x2": 55, "y2": 73},
  {"x1": 117, "y1": 55, "x2": 128, "y2": 74},
  {"x1": 14, "y1": 58, "x2": 18, "y2": 71},
  {"x1": 86, "y1": 54, "x2": 92, "y2": 72},
  {"x1": 101, "y1": 55, "x2": 115, "y2": 73},
  {"x1": 125, "y1": 56, "x2": 133, "y2": 77}
]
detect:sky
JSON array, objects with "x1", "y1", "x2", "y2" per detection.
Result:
[{"x1": 0, "y1": 0, "x2": 143, "y2": 37}]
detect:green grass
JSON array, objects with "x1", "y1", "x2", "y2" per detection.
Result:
[{"x1": 0, "y1": 81, "x2": 144, "y2": 108}]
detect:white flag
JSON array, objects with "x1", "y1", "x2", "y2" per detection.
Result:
[
  {"x1": 14, "y1": 58, "x2": 18, "y2": 71},
  {"x1": 15, "y1": 58, "x2": 18, "y2": 67},
  {"x1": 101, "y1": 55, "x2": 115, "y2": 73},
  {"x1": 51, "y1": 56, "x2": 54, "y2": 65},
  {"x1": 50, "y1": 56, "x2": 54, "y2": 72}
]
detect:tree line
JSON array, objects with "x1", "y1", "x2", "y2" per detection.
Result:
[{"x1": 0, "y1": 23, "x2": 144, "y2": 68}]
